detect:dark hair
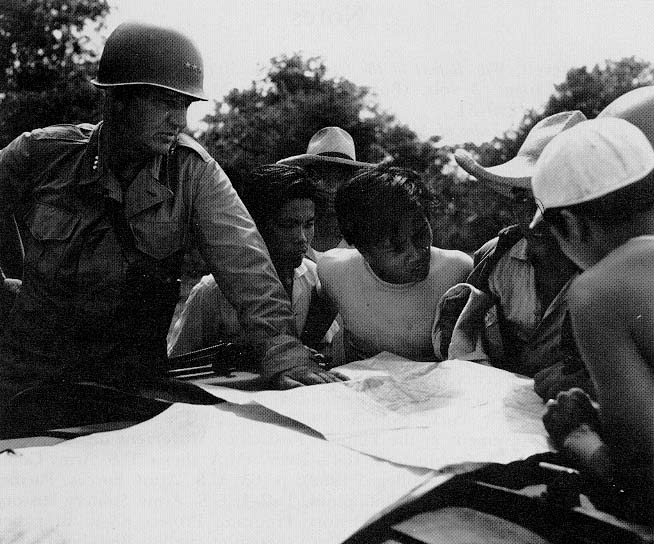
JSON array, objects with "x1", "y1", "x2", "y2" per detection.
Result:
[
  {"x1": 542, "y1": 169, "x2": 654, "y2": 235},
  {"x1": 238, "y1": 164, "x2": 317, "y2": 227},
  {"x1": 335, "y1": 165, "x2": 433, "y2": 248}
]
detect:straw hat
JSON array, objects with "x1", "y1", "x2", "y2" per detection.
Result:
[
  {"x1": 277, "y1": 127, "x2": 377, "y2": 168},
  {"x1": 454, "y1": 111, "x2": 587, "y2": 197}
]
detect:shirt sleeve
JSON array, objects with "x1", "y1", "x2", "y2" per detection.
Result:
[
  {"x1": 0, "y1": 132, "x2": 39, "y2": 278},
  {"x1": 185, "y1": 157, "x2": 314, "y2": 377},
  {"x1": 0, "y1": 133, "x2": 29, "y2": 213},
  {"x1": 0, "y1": 130, "x2": 57, "y2": 215},
  {"x1": 168, "y1": 276, "x2": 220, "y2": 357}
]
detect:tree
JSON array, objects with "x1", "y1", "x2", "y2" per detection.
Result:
[
  {"x1": 446, "y1": 57, "x2": 654, "y2": 251},
  {"x1": 200, "y1": 54, "x2": 440, "y2": 189},
  {"x1": 464, "y1": 57, "x2": 654, "y2": 181},
  {"x1": 0, "y1": 0, "x2": 109, "y2": 146},
  {"x1": 544, "y1": 57, "x2": 654, "y2": 119}
]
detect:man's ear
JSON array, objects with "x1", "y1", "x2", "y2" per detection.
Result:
[
  {"x1": 550, "y1": 209, "x2": 589, "y2": 245},
  {"x1": 105, "y1": 91, "x2": 126, "y2": 115}
]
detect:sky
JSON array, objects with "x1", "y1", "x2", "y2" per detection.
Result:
[{"x1": 105, "y1": 0, "x2": 654, "y2": 145}]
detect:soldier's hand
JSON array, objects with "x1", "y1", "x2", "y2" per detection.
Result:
[{"x1": 273, "y1": 365, "x2": 348, "y2": 389}]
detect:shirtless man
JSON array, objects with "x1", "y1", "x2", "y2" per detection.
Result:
[{"x1": 535, "y1": 117, "x2": 654, "y2": 517}]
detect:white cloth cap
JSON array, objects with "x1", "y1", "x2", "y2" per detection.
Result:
[{"x1": 531, "y1": 117, "x2": 654, "y2": 210}]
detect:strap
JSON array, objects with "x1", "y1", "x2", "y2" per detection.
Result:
[
  {"x1": 468, "y1": 225, "x2": 524, "y2": 293},
  {"x1": 102, "y1": 149, "x2": 184, "y2": 366},
  {"x1": 167, "y1": 341, "x2": 256, "y2": 374},
  {"x1": 164, "y1": 143, "x2": 180, "y2": 194},
  {"x1": 105, "y1": 197, "x2": 138, "y2": 261},
  {"x1": 466, "y1": 225, "x2": 526, "y2": 369}
]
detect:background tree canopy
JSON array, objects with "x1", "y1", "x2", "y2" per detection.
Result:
[
  {"x1": 2, "y1": 0, "x2": 654, "y2": 255},
  {"x1": 199, "y1": 54, "x2": 441, "y2": 191},
  {"x1": 453, "y1": 56, "x2": 654, "y2": 250},
  {"x1": 0, "y1": 0, "x2": 109, "y2": 147}
]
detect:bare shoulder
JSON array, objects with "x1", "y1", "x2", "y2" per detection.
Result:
[
  {"x1": 432, "y1": 248, "x2": 473, "y2": 275},
  {"x1": 570, "y1": 239, "x2": 654, "y2": 314},
  {"x1": 316, "y1": 248, "x2": 358, "y2": 278},
  {"x1": 570, "y1": 239, "x2": 654, "y2": 373}
]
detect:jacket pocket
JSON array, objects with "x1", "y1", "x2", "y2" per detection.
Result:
[
  {"x1": 24, "y1": 202, "x2": 80, "y2": 278},
  {"x1": 27, "y1": 203, "x2": 79, "y2": 241},
  {"x1": 130, "y1": 220, "x2": 187, "y2": 260}
]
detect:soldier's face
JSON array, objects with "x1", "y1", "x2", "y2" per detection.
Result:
[{"x1": 121, "y1": 87, "x2": 193, "y2": 156}]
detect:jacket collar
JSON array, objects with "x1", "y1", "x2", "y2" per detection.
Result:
[
  {"x1": 79, "y1": 123, "x2": 173, "y2": 215},
  {"x1": 508, "y1": 238, "x2": 529, "y2": 261},
  {"x1": 124, "y1": 161, "x2": 172, "y2": 218}
]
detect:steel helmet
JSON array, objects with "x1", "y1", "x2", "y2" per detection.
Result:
[
  {"x1": 92, "y1": 21, "x2": 207, "y2": 101},
  {"x1": 598, "y1": 86, "x2": 654, "y2": 148}
]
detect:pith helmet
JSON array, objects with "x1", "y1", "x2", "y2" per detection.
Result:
[{"x1": 92, "y1": 21, "x2": 207, "y2": 101}]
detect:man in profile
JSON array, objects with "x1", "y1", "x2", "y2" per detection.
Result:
[
  {"x1": 447, "y1": 112, "x2": 592, "y2": 400},
  {"x1": 538, "y1": 117, "x2": 654, "y2": 521},
  {"x1": 0, "y1": 22, "x2": 342, "y2": 434}
]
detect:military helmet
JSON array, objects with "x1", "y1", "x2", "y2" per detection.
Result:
[{"x1": 92, "y1": 21, "x2": 207, "y2": 101}]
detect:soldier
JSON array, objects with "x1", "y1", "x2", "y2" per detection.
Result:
[{"x1": 0, "y1": 22, "x2": 342, "y2": 434}]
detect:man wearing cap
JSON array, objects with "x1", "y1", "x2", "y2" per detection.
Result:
[
  {"x1": 448, "y1": 112, "x2": 593, "y2": 399},
  {"x1": 537, "y1": 117, "x2": 654, "y2": 519},
  {"x1": 278, "y1": 127, "x2": 377, "y2": 258},
  {"x1": 598, "y1": 85, "x2": 654, "y2": 142},
  {"x1": 0, "y1": 22, "x2": 342, "y2": 432}
]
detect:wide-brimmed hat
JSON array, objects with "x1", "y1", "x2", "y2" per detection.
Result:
[
  {"x1": 277, "y1": 127, "x2": 377, "y2": 168},
  {"x1": 454, "y1": 111, "x2": 587, "y2": 197}
]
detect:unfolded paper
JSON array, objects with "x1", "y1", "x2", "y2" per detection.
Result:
[
  {"x1": 202, "y1": 353, "x2": 552, "y2": 470},
  {"x1": 0, "y1": 403, "x2": 441, "y2": 544}
]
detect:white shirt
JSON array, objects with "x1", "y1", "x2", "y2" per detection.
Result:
[
  {"x1": 168, "y1": 258, "x2": 319, "y2": 357},
  {"x1": 318, "y1": 247, "x2": 472, "y2": 362},
  {"x1": 488, "y1": 238, "x2": 573, "y2": 342}
]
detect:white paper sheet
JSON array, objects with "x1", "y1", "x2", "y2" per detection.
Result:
[
  {"x1": 202, "y1": 353, "x2": 552, "y2": 470},
  {"x1": 0, "y1": 403, "x2": 442, "y2": 544}
]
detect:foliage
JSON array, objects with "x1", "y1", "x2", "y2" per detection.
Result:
[
  {"x1": 199, "y1": 54, "x2": 440, "y2": 190},
  {"x1": 198, "y1": 52, "x2": 468, "y2": 259},
  {"x1": 448, "y1": 56, "x2": 654, "y2": 251},
  {"x1": 199, "y1": 54, "x2": 654, "y2": 253},
  {"x1": 544, "y1": 57, "x2": 654, "y2": 119},
  {"x1": 0, "y1": 0, "x2": 109, "y2": 147},
  {"x1": 2, "y1": 7, "x2": 652, "y2": 255}
]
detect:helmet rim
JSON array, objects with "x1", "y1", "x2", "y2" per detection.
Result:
[{"x1": 92, "y1": 22, "x2": 207, "y2": 101}]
